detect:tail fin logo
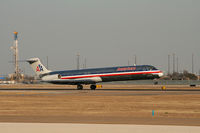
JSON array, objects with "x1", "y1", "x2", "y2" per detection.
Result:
[{"x1": 36, "y1": 64, "x2": 44, "y2": 72}]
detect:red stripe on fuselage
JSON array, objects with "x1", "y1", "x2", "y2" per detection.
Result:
[{"x1": 61, "y1": 71, "x2": 161, "y2": 80}]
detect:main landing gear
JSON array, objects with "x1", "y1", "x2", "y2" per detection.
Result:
[
  {"x1": 90, "y1": 84, "x2": 96, "y2": 90},
  {"x1": 76, "y1": 84, "x2": 97, "y2": 90},
  {"x1": 77, "y1": 84, "x2": 83, "y2": 90}
]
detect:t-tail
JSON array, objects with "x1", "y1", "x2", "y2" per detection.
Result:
[{"x1": 27, "y1": 58, "x2": 51, "y2": 76}]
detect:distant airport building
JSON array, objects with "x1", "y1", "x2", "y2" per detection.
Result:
[
  {"x1": 0, "y1": 77, "x2": 5, "y2": 80},
  {"x1": 0, "y1": 76, "x2": 16, "y2": 84}
]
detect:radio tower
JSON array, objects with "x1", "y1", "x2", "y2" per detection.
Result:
[
  {"x1": 10, "y1": 31, "x2": 20, "y2": 80},
  {"x1": 77, "y1": 53, "x2": 80, "y2": 70}
]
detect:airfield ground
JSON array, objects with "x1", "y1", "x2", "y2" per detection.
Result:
[{"x1": 0, "y1": 84, "x2": 200, "y2": 126}]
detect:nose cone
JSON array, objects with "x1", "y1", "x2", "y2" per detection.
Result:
[{"x1": 158, "y1": 71, "x2": 164, "y2": 78}]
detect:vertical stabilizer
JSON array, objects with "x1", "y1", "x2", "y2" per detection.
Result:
[{"x1": 27, "y1": 58, "x2": 51, "y2": 76}]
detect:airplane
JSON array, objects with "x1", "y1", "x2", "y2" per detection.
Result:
[{"x1": 27, "y1": 58, "x2": 163, "y2": 90}]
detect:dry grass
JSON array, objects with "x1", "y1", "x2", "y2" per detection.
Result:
[{"x1": 0, "y1": 84, "x2": 200, "y2": 125}]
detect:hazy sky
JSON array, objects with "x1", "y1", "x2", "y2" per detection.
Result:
[{"x1": 0, "y1": 0, "x2": 200, "y2": 75}]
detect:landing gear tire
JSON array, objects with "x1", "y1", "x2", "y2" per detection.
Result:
[
  {"x1": 77, "y1": 84, "x2": 83, "y2": 90},
  {"x1": 90, "y1": 84, "x2": 96, "y2": 90}
]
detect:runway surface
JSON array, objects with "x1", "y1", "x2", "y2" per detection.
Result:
[
  {"x1": 1, "y1": 88, "x2": 200, "y2": 91},
  {"x1": 1, "y1": 123, "x2": 200, "y2": 133},
  {"x1": 0, "y1": 89, "x2": 200, "y2": 97}
]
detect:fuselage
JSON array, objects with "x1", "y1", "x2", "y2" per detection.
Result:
[{"x1": 41, "y1": 65, "x2": 163, "y2": 85}]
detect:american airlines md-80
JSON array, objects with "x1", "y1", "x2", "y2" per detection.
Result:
[{"x1": 27, "y1": 58, "x2": 163, "y2": 90}]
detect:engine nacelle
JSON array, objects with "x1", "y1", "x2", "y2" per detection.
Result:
[{"x1": 41, "y1": 74, "x2": 61, "y2": 81}]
